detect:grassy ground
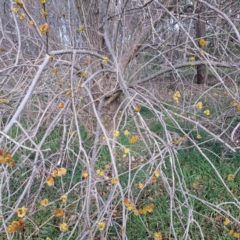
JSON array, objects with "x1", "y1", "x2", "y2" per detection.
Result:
[{"x1": 1, "y1": 78, "x2": 240, "y2": 239}]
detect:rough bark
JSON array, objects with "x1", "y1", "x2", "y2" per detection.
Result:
[{"x1": 196, "y1": 4, "x2": 207, "y2": 84}]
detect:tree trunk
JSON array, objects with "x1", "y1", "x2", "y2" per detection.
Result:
[{"x1": 196, "y1": 4, "x2": 207, "y2": 84}]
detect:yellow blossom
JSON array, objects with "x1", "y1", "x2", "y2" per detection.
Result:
[
  {"x1": 230, "y1": 101, "x2": 237, "y2": 106},
  {"x1": 154, "y1": 232, "x2": 163, "y2": 240},
  {"x1": 111, "y1": 178, "x2": 119, "y2": 184},
  {"x1": 97, "y1": 222, "x2": 106, "y2": 231},
  {"x1": 138, "y1": 182, "x2": 144, "y2": 189},
  {"x1": 82, "y1": 171, "x2": 89, "y2": 178},
  {"x1": 81, "y1": 72, "x2": 87, "y2": 77},
  {"x1": 124, "y1": 130, "x2": 130, "y2": 136},
  {"x1": 54, "y1": 208, "x2": 64, "y2": 217},
  {"x1": 154, "y1": 170, "x2": 160, "y2": 178},
  {"x1": 113, "y1": 130, "x2": 120, "y2": 137},
  {"x1": 51, "y1": 169, "x2": 58, "y2": 177},
  {"x1": 16, "y1": 206, "x2": 27, "y2": 218},
  {"x1": 133, "y1": 209, "x2": 139, "y2": 216},
  {"x1": 196, "y1": 101, "x2": 203, "y2": 109},
  {"x1": 102, "y1": 56, "x2": 109, "y2": 64},
  {"x1": 197, "y1": 134, "x2": 202, "y2": 139},
  {"x1": 173, "y1": 91, "x2": 181, "y2": 102},
  {"x1": 189, "y1": 56, "x2": 195, "y2": 61},
  {"x1": 230, "y1": 230, "x2": 234, "y2": 236},
  {"x1": 105, "y1": 164, "x2": 110, "y2": 169},
  {"x1": 200, "y1": 50, "x2": 205, "y2": 55},
  {"x1": 29, "y1": 21, "x2": 34, "y2": 26},
  {"x1": 46, "y1": 176, "x2": 54, "y2": 186},
  {"x1": 39, "y1": 0, "x2": 48, "y2": 4},
  {"x1": 58, "y1": 102, "x2": 64, "y2": 109},
  {"x1": 227, "y1": 174, "x2": 234, "y2": 181},
  {"x1": 78, "y1": 25, "x2": 85, "y2": 31},
  {"x1": 59, "y1": 222, "x2": 68, "y2": 231},
  {"x1": 15, "y1": 0, "x2": 23, "y2": 8},
  {"x1": 7, "y1": 219, "x2": 25, "y2": 233},
  {"x1": 20, "y1": 13, "x2": 26, "y2": 20},
  {"x1": 237, "y1": 104, "x2": 240, "y2": 111},
  {"x1": 204, "y1": 109, "x2": 210, "y2": 115},
  {"x1": 42, "y1": 9, "x2": 48, "y2": 17},
  {"x1": 129, "y1": 135, "x2": 140, "y2": 144},
  {"x1": 40, "y1": 198, "x2": 49, "y2": 206},
  {"x1": 12, "y1": 8, "x2": 19, "y2": 13},
  {"x1": 138, "y1": 208, "x2": 147, "y2": 215},
  {"x1": 60, "y1": 195, "x2": 67, "y2": 202},
  {"x1": 57, "y1": 168, "x2": 67, "y2": 176},
  {"x1": 199, "y1": 38, "x2": 207, "y2": 47},
  {"x1": 234, "y1": 232, "x2": 240, "y2": 238},
  {"x1": 39, "y1": 23, "x2": 49, "y2": 34},
  {"x1": 152, "y1": 177, "x2": 157, "y2": 183},
  {"x1": 96, "y1": 169, "x2": 104, "y2": 177},
  {"x1": 122, "y1": 153, "x2": 127, "y2": 158},
  {"x1": 46, "y1": 238, "x2": 52, "y2": 240},
  {"x1": 0, "y1": 99, "x2": 4, "y2": 103},
  {"x1": 223, "y1": 218, "x2": 230, "y2": 226},
  {"x1": 124, "y1": 148, "x2": 130, "y2": 154},
  {"x1": 134, "y1": 105, "x2": 141, "y2": 112}
]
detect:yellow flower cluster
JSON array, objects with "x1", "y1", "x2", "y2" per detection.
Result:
[
  {"x1": 204, "y1": 109, "x2": 210, "y2": 116},
  {"x1": 102, "y1": 56, "x2": 109, "y2": 64},
  {"x1": 46, "y1": 176, "x2": 54, "y2": 186},
  {"x1": 199, "y1": 38, "x2": 207, "y2": 47},
  {"x1": 196, "y1": 101, "x2": 203, "y2": 109},
  {"x1": 124, "y1": 198, "x2": 154, "y2": 216},
  {"x1": 51, "y1": 168, "x2": 67, "y2": 177},
  {"x1": 58, "y1": 102, "x2": 64, "y2": 109},
  {"x1": 20, "y1": 13, "x2": 25, "y2": 20},
  {"x1": 113, "y1": 130, "x2": 120, "y2": 137},
  {"x1": 129, "y1": 135, "x2": 140, "y2": 144},
  {"x1": 111, "y1": 177, "x2": 119, "y2": 184},
  {"x1": 230, "y1": 101, "x2": 237, "y2": 106},
  {"x1": 227, "y1": 174, "x2": 234, "y2": 181},
  {"x1": 54, "y1": 208, "x2": 64, "y2": 217},
  {"x1": 138, "y1": 203, "x2": 154, "y2": 215},
  {"x1": 223, "y1": 218, "x2": 230, "y2": 226},
  {"x1": 12, "y1": 8, "x2": 19, "y2": 13},
  {"x1": 82, "y1": 170, "x2": 89, "y2": 178},
  {"x1": 46, "y1": 168, "x2": 67, "y2": 186},
  {"x1": 7, "y1": 219, "x2": 25, "y2": 233},
  {"x1": 173, "y1": 91, "x2": 181, "y2": 102},
  {"x1": 39, "y1": 23, "x2": 49, "y2": 34},
  {"x1": 78, "y1": 25, "x2": 85, "y2": 31},
  {"x1": 15, "y1": 0, "x2": 23, "y2": 8},
  {"x1": 59, "y1": 222, "x2": 68, "y2": 231},
  {"x1": 60, "y1": 195, "x2": 67, "y2": 202},
  {"x1": 16, "y1": 206, "x2": 28, "y2": 218},
  {"x1": 124, "y1": 130, "x2": 130, "y2": 136},
  {"x1": 171, "y1": 135, "x2": 187, "y2": 145},
  {"x1": 40, "y1": 198, "x2": 49, "y2": 206},
  {"x1": 154, "y1": 232, "x2": 163, "y2": 240},
  {"x1": 42, "y1": 9, "x2": 48, "y2": 17},
  {"x1": 0, "y1": 150, "x2": 15, "y2": 166},
  {"x1": 96, "y1": 169, "x2": 104, "y2": 177},
  {"x1": 134, "y1": 105, "x2": 141, "y2": 112},
  {"x1": 154, "y1": 170, "x2": 160, "y2": 177},
  {"x1": 39, "y1": 0, "x2": 48, "y2": 4},
  {"x1": 97, "y1": 222, "x2": 106, "y2": 231}
]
